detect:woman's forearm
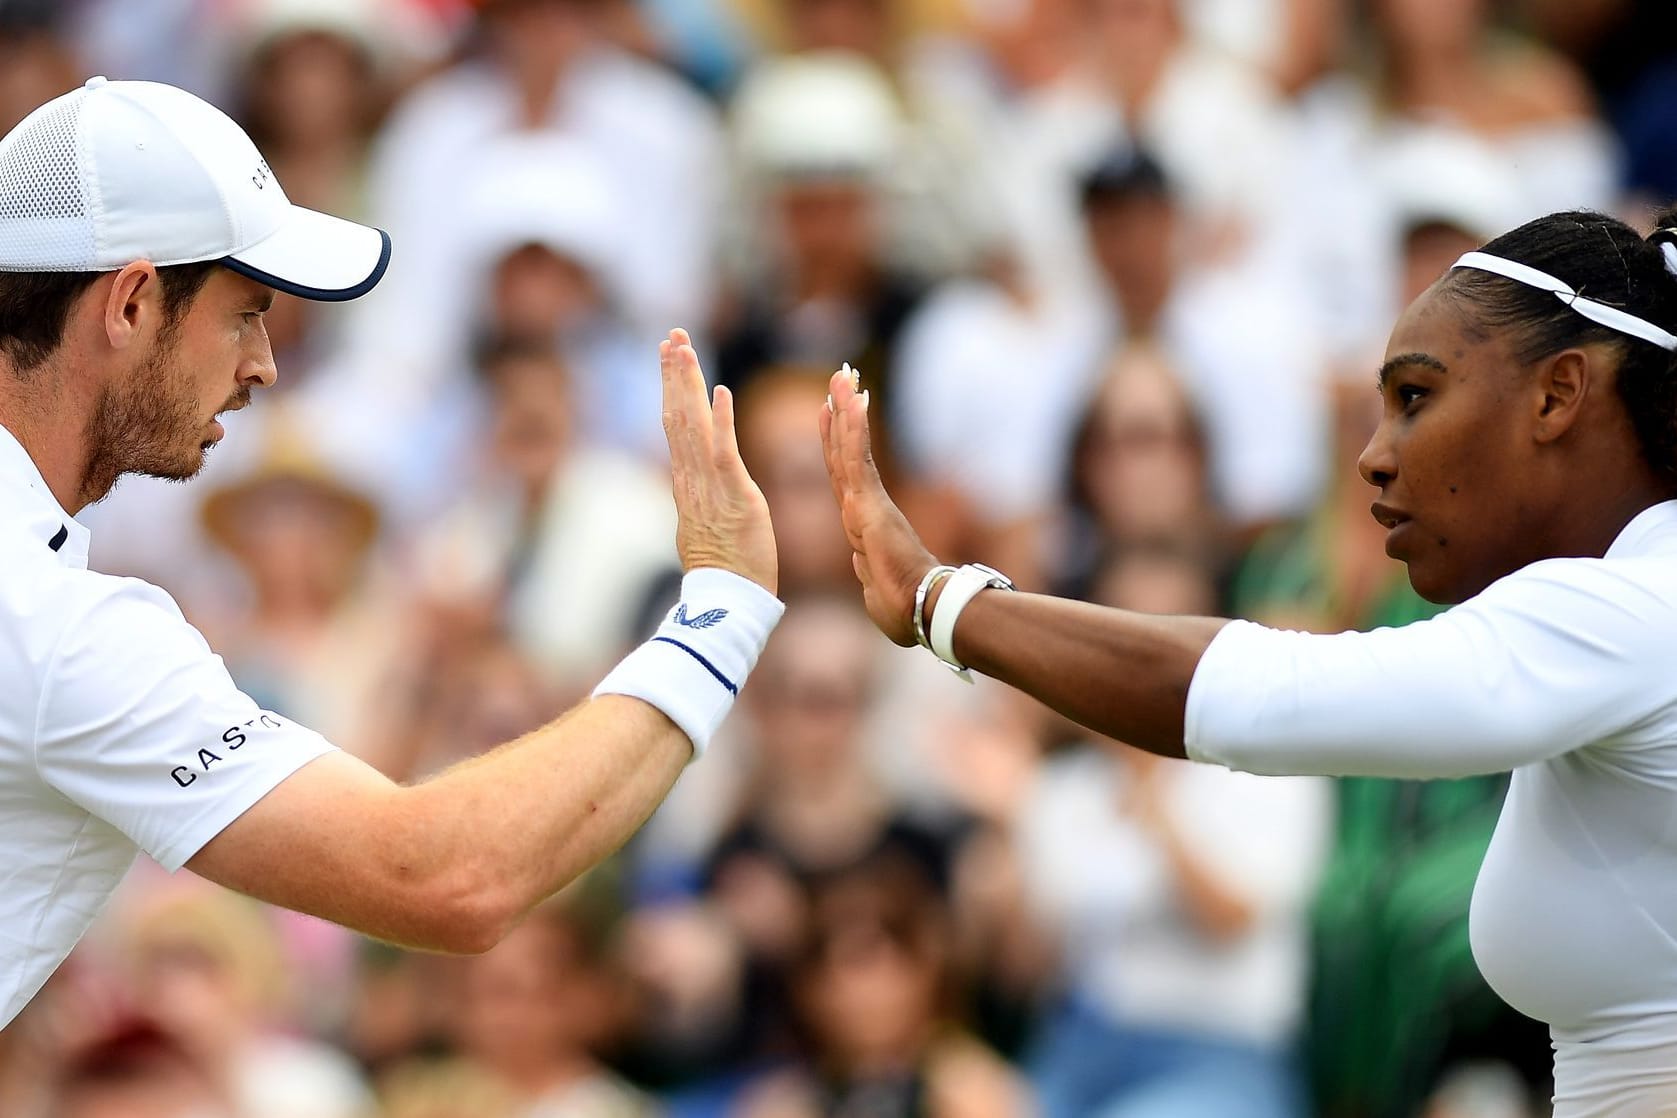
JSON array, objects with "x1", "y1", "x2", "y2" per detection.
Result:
[{"x1": 934, "y1": 586, "x2": 1229, "y2": 758}]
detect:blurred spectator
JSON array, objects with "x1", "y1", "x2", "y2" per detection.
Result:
[
  {"x1": 685, "y1": 597, "x2": 964, "y2": 1078},
  {"x1": 356, "y1": 0, "x2": 725, "y2": 384},
  {"x1": 448, "y1": 892, "x2": 652, "y2": 1117},
  {"x1": 1365, "y1": 0, "x2": 1617, "y2": 218},
  {"x1": 116, "y1": 886, "x2": 373, "y2": 1118},
  {"x1": 378, "y1": 1057, "x2": 522, "y2": 1118},
  {"x1": 736, "y1": 371, "x2": 857, "y2": 597},
  {"x1": 1053, "y1": 344, "x2": 1217, "y2": 596},
  {"x1": 410, "y1": 336, "x2": 677, "y2": 689},
  {"x1": 730, "y1": 0, "x2": 1007, "y2": 277},
  {"x1": 891, "y1": 247, "x2": 1103, "y2": 591},
  {"x1": 995, "y1": 0, "x2": 1302, "y2": 305},
  {"x1": 457, "y1": 136, "x2": 664, "y2": 460},
  {"x1": 1071, "y1": 148, "x2": 1328, "y2": 535},
  {"x1": 715, "y1": 51, "x2": 929, "y2": 483},
  {"x1": 44, "y1": 1015, "x2": 238, "y2": 1118},
  {"x1": 229, "y1": 0, "x2": 401, "y2": 219},
  {"x1": 371, "y1": 627, "x2": 565, "y2": 783},
  {"x1": 196, "y1": 409, "x2": 414, "y2": 762},
  {"x1": 0, "y1": 1, "x2": 79, "y2": 135},
  {"x1": 1013, "y1": 545, "x2": 1331, "y2": 1118},
  {"x1": 736, "y1": 855, "x2": 1033, "y2": 1118}
]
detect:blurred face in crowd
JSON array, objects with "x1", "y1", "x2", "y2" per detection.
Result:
[
  {"x1": 1374, "y1": 0, "x2": 1489, "y2": 56},
  {"x1": 0, "y1": 28, "x2": 76, "y2": 134},
  {"x1": 775, "y1": 179, "x2": 880, "y2": 290},
  {"x1": 1084, "y1": 0, "x2": 1179, "y2": 62},
  {"x1": 485, "y1": 350, "x2": 574, "y2": 497},
  {"x1": 749, "y1": 600, "x2": 878, "y2": 779},
  {"x1": 485, "y1": 0, "x2": 597, "y2": 82},
  {"x1": 1079, "y1": 348, "x2": 1206, "y2": 543},
  {"x1": 1085, "y1": 191, "x2": 1176, "y2": 328},
  {"x1": 454, "y1": 913, "x2": 603, "y2": 1082},
  {"x1": 1401, "y1": 222, "x2": 1482, "y2": 307},
  {"x1": 49, "y1": 1029, "x2": 235, "y2": 1118},
  {"x1": 738, "y1": 374, "x2": 854, "y2": 591},
  {"x1": 247, "y1": 30, "x2": 375, "y2": 150},
  {"x1": 217, "y1": 478, "x2": 374, "y2": 612},
  {"x1": 489, "y1": 244, "x2": 602, "y2": 337},
  {"x1": 797, "y1": 882, "x2": 947, "y2": 1068},
  {"x1": 1092, "y1": 548, "x2": 1216, "y2": 617},
  {"x1": 1358, "y1": 286, "x2": 1552, "y2": 603},
  {"x1": 783, "y1": 0, "x2": 892, "y2": 58}
]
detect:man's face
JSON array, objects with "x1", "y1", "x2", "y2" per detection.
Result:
[
  {"x1": 1358, "y1": 287, "x2": 1543, "y2": 603},
  {"x1": 88, "y1": 270, "x2": 275, "y2": 494}
]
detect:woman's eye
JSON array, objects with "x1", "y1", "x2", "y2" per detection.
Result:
[{"x1": 1397, "y1": 385, "x2": 1427, "y2": 409}]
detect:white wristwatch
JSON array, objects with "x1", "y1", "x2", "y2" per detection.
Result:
[{"x1": 928, "y1": 563, "x2": 1014, "y2": 682}]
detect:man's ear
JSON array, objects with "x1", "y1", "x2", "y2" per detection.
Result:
[
  {"x1": 101, "y1": 262, "x2": 161, "y2": 351},
  {"x1": 1532, "y1": 347, "x2": 1593, "y2": 445}
]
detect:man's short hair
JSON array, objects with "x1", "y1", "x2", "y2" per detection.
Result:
[{"x1": 0, "y1": 261, "x2": 220, "y2": 374}]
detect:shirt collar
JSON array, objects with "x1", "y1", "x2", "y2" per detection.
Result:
[
  {"x1": 1605, "y1": 499, "x2": 1677, "y2": 560},
  {"x1": 0, "y1": 422, "x2": 91, "y2": 570}
]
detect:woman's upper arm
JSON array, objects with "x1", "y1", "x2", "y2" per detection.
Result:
[{"x1": 1185, "y1": 560, "x2": 1674, "y2": 779}]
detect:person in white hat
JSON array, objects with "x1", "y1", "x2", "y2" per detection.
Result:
[{"x1": 0, "y1": 78, "x2": 781, "y2": 1028}]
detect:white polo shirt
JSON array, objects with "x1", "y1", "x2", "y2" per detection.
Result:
[
  {"x1": 1186, "y1": 499, "x2": 1677, "y2": 1118},
  {"x1": 0, "y1": 425, "x2": 335, "y2": 1028}
]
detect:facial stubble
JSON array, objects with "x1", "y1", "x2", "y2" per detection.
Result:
[{"x1": 81, "y1": 330, "x2": 246, "y2": 506}]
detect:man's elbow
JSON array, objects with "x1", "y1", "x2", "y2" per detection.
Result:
[{"x1": 403, "y1": 868, "x2": 520, "y2": 955}]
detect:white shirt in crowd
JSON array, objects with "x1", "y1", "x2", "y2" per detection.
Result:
[
  {"x1": 1018, "y1": 747, "x2": 1331, "y2": 1048},
  {"x1": 0, "y1": 426, "x2": 336, "y2": 1028},
  {"x1": 1187, "y1": 499, "x2": 1677, "y2": 1118}
]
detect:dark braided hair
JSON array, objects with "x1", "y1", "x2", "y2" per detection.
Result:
[{"x1": 1439, "y1": 207, "x2": 1677, "y2": 482}]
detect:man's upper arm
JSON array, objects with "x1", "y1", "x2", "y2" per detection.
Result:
[{"x1": 185, "y1": 748, "x2": 414, "y2": 926}]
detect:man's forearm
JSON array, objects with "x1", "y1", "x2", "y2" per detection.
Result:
[
  {"x1": 940, "y1": 589, "x2": 1229, "y2": 758},
  {"x1": 190, "y1": 696, "x2": 695, "y2": 954},
  {"x1": 394, "y1": 695, "x2": 691, "y2": 947}
]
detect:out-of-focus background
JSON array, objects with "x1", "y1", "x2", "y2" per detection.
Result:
[{"x1": 2, "y1": 0, "x2": 1673, "y2": 1114}]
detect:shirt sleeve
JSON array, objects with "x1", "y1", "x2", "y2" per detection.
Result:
[
  {"x1": 32, "y1": 577, "x2": 337, "y2": 871},
  {"x1": 1184, "y1": 558, "x2": 1674, "y2": 778}
]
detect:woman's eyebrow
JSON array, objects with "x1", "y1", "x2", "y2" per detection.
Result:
[{"x1": 1378, "y1": 353, "x2": 1449, "y2": 389}]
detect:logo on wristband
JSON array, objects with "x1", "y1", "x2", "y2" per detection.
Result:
[{"x1": 674, "y1": 604, "x2": 728, "y2": 629}]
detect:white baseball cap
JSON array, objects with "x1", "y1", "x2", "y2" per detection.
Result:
[{"x1": 0, "y1": 76, "x2": 389, "y2": 301}]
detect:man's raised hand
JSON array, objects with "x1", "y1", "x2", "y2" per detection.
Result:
[{"x1": 661, "y1": 329, "x2": 777, "y2": 594}]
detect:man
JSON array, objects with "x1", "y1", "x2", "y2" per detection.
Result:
[{"x1": 0, "y1": 78, "x2": 781, "y2": 1028}]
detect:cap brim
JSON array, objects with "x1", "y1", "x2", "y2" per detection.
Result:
[{"x1": 222, "y1": 204, "x2": 391, "y2": 302}]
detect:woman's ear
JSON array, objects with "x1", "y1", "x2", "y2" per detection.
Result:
[{"x1": 1531, "y1": 347, "x2": 1593, "y2": 445}]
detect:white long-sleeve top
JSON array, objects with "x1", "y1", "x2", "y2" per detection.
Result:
[{"x1": 1186, "y1": 499, "x2": 1677, "y2": 1117}]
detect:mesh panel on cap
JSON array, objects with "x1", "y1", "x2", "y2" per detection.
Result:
[{"x1": 0, "y1": 93, "x2": 95, "y2": 270}]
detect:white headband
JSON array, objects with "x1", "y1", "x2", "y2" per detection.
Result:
[{"x1": 1451, "y1": 250, "x2": 1677, "y2": 352}]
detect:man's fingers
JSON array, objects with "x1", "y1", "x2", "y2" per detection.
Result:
[
  {"x1": 661, "y1": 333, "x2": 715, "y2": 471},
  {"x1": 710, "y1": 383, "x2": 748, "y2": 480}
]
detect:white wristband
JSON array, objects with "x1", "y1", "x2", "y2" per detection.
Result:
[
  {"x1": 593, "y1": 568, "x2": 785, "y2": 756},
  {"x1": 928, "y1": 563, "x2": 1014, "y2": 682}
]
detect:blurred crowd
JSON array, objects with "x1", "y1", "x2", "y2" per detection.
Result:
[{"x1": 3, "y1": 0, "x2": 1675, "y2": 1115}]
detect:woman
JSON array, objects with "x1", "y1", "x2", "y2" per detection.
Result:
[{"x1": 819, "y1": 207, "x2": 1677, "y2": 1117}]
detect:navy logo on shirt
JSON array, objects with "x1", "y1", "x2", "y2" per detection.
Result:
[{"x1": 674, "y1": 604, "x2": 727, "y2": 629}]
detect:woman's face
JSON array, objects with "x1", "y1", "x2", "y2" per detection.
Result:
[{"x1": 1358, "y1": 288, "x2": 1547, "y2": 603}]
